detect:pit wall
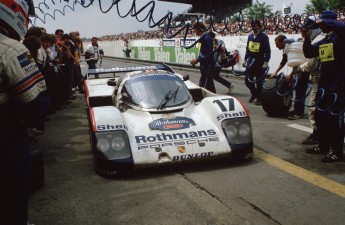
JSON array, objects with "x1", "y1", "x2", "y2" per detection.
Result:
[{"x1": 85, "y1": 34, "x2": 305, "y2": 74}]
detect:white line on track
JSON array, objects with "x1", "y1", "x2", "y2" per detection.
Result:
[
  {"x1": 287, "y1": 124, "x2": 313, "y2": 133},
  {"x1": 287, "y1": 123, "x2": 345, "y2": 143}
]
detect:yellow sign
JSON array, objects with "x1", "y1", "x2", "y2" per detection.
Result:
[
  {"x1": 319, "y1": 43, "x2": 334, "y2": 62},
  {"x1": 248, "y1": 41, "x2": 260, "y2": 52}
]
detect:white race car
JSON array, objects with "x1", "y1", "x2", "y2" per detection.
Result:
[{"x1": 84, "y1": 64, "x2": 253, "y2": 177}]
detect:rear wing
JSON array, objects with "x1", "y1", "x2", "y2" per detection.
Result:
[{"x1": 84, "y1": 63, "x2": 175, "y2": 80}]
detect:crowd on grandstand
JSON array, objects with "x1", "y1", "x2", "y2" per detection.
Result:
[{"x1": 89, "y1": 10, "x2": 345, "y2": 42}]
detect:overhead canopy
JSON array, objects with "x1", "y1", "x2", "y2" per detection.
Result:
[{"x1": 159, "y1": 0, "x2": 194, "y2": 3}]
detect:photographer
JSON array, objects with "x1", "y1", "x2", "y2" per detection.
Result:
[{"x1": 123, "y1": 39, "x2": 131, "y2": 58}]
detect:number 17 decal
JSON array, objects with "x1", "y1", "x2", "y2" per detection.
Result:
[{"x1": 213, "y1": 98, "x2": 235, "y2": 112}]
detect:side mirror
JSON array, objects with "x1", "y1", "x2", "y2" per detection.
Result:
[
  {"x1": 107, "y1": 79, "x2": 117, "y2": 86},
  {"x1": 183, "y1": 75, "x2": 189, "y2": 81}
]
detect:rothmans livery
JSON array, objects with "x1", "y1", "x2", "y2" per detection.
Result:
[
  {"x1": 0, "y1": 33, "x2": 46, "y2": 104},
  {"x1": 84, "y1": 64, "x2": 253, "y2": 177}
]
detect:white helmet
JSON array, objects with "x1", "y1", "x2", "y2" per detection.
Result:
[{"x1": 0, "y1": 0, "x2": 35, "y2": 39}]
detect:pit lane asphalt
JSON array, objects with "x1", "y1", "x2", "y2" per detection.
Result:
[{"x1": 28, "y1": 58, "x2": 345, "y2": 225}]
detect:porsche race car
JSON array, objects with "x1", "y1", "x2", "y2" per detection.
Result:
[{"x1": 84, "y1": 64, "x2": 253, "y2": 177}]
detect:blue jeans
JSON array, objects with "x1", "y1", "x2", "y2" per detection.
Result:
[{"x1": 88, "y1": 63, "x2": 98, "y2": 78}]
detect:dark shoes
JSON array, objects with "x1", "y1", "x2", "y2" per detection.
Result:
[
  {"x1": 61, "y1": 100, "x2": 72, "y2": 106},
  {"x1": 302, "y1": 132, "x2": 319, "y2": 145},
  {"x1": 321, "y1": 151, "x2": 343, "y2": 163},
  {"x1": 249, "y1": 95, "x2": 256, "y2": 103},
  {"x1": 306, "y1": 146, "x2": 343, "y2": 163},
  {"x1": 287, "y1": 111, "x2": 304, "y2": 120},
  {"x1": 69, "y1": 95, "x2": 77, "y2": 100},
  {"x1": 305, "y1": 146, "x2": 327, "y2": 154},
  {"x1": 248, "y1": 95, "x2": 261, "y2": 105}
]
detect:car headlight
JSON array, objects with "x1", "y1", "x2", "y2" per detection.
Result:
[
  {"x1": 97, "y1": 138, "x2": 110, "y2": 152},
  {"x1": 222, "y1": 118, "x2": 253, "y2": 144},
  {"x1": 95, "y1": 131, "x2": 131, "y2": 159},
  {"x1": 111, "y1": 137, "x2": 126, "y2": 151}
]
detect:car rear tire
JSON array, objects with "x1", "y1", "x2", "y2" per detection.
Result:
[{"x1": 261, "y1": 78, "x2": 292, "y2": 116}]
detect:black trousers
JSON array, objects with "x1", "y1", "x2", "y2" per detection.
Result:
[
  {"x1": 316, "y1": 109, "x2": 344, "y2": 155},
  {"x1": 0, "y1": 130, "x2": 31, "y2": 225},
  {"x1": 199, "y1": 62, "x2": 216, "y2": 93},
  {"x1": 245, "y1": 60, "x2": 265, "y2": 101},
  {"x1": 293, "y1": 72, "x2": 310, "y2": 114}
]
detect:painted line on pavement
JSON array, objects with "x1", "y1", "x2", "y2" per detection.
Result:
[
  {"x1": 287, "y1": 124, "x2": 313, "y2": 133},
  {"x1": 287, "y1": 123, "x2": 345, "y2": 143},
  {"x1": 254, "y1": 148, "x2": 345, "y2": 199}
]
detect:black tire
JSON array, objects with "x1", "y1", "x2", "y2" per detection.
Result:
[
  {"x1": 93, "y1": 163, "x2": 118, "y2": 178},
  {"x1": 261, "y1": 78, "x2": 292, "y2": 116},
  {"x1": 30, "y1": 146, "x2": 44, "y2": 192},
  {"x1": 93, "y1": 158, "x2": 134, "y2": 179}
]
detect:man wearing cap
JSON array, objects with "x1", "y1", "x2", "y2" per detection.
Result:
[
  {"x1": 287, "y1": 16, "x2": 323, "y2": 145},
  {"x1": 302, "y1": 10, "x2": 345, "y2": 163}
]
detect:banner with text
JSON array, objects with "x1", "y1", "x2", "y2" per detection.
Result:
[{"x1": 131, "y1": 46, "x2": 199, "y2": 64}]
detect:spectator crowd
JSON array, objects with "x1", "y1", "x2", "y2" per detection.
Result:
[
  {"x1": 86, "y1": 11, "x2": 345, "y2": 42},
  {"x1": 23, "y1": 27, "x2": 85, "y2": 118}
]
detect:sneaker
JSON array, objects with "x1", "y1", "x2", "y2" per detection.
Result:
[
  {"x1": 228, "y1": 84, "x2": 235, "y2": 94},
  {"x1": 288, "y1": 110, "x2": 296, "y2": 116},
  {"x1": 249, "y1": 95, "x2": 256, "y2": 103},
  {"x1": 287, "y1": 112, "x2": 303, "y2": 120},
  {"x1": 305, "y1": 146, "x2": 327, "y2": 154},
  {"x1": 321, "y1": 151, "x2": 343, "y2": 163},
  {"x1": 302, "y1": 132, "x2": 319, "y2": 145}
]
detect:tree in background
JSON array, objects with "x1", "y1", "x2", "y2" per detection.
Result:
[
  {"x1": 305, "y1": 0, "x2": 345, "y2": 14},
  {"x1": 243, "y1": 0, "x2": 279, "y2": 20}
]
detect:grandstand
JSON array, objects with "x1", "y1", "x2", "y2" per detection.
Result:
[{"x1": 159, "y1": 0, "x2": 252, "y2": 15}]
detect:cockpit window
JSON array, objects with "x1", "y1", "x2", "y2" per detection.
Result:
[{"x1": 121, "y1": 75, "x2": 191, "y2": 108}]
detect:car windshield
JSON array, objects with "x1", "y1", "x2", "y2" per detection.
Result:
[{"x1": 121, "y1": 74, "x2": 191, "y2": 109}]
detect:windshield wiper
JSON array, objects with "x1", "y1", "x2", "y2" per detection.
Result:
[{"x1": 157, "y1": 87, "x2": 179, "y2": 110}]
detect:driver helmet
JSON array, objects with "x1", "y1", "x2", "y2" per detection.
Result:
[{"x1": 0, "y1": 0, "x2": 35, "y2": 40}]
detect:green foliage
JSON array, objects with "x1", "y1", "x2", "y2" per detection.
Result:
[
  {"x1": 243, "y1": 0, "x2": 277, "y2": 20},
  {"x1": 305, "y1": 0, "x2": 345, "y2": 14}
]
